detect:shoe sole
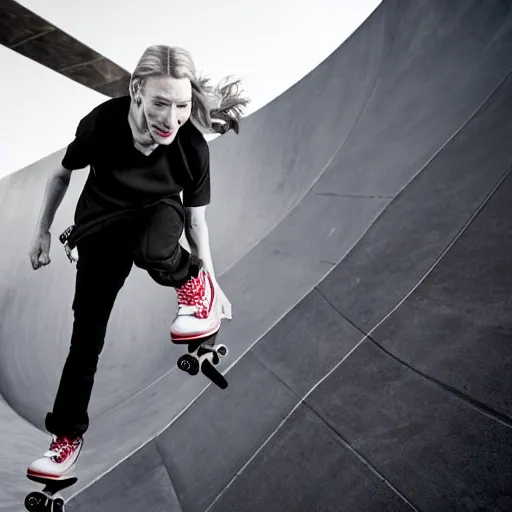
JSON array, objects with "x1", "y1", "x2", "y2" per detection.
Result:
[
  {"x1": 27, "y1": 465, "x2": 77, "y2": 481},
  {"x1": 170, "y1": 321, "x2": 221, "y2": 342}
]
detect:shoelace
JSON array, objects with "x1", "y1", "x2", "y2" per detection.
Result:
[
  {"x1": 176, "y1": 272, "x2": 210, "y2": 319},
  {"x1": 45, "y1": 436, "x2": 79, "y2": 463}
]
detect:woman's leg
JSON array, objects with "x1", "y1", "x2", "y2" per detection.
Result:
[
  {"x1": 134, "y1": 201, "x2": 220, "y2": 341},
  {"x1": 45, "y1": 226, "x2": 135, "y2": 438},
  {"x1": 134, "y1": 201, "x2": 202, "y2": 287}
]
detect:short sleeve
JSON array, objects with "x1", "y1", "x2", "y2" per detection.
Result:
[
  {"x1": 182, "y1": 134, "x2": 211, "y2": 207},
  {"x1": 61, "y1": 110, "x2": 97, "y2": 170}
]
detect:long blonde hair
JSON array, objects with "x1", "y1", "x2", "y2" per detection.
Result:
[{"x1": 130, "y1": 45, "x2": 250, "y2": 135}]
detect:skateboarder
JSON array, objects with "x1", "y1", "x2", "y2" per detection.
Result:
[{"x1": 26, "y1": 45, "x2": 249, "y2": 480}]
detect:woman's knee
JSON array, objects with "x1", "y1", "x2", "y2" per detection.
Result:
[{"x1": 133, "y1": 242, "x2": 182, "y2": 271}]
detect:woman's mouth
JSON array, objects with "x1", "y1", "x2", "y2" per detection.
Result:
[{"x1": 154, "y1": 127, "x2": 173, "y2": 138}]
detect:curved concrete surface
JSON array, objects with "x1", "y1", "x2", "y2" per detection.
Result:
[{"x1": 1, "y1": 1, "x2": 512, "y2": 511}]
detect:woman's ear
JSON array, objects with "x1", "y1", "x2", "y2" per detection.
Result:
[{"x1": 130, "y1": 79, "x2": 142, "y2": 105}]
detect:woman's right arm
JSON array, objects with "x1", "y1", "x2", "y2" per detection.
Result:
[
  {"x1": 30, "y1": 103, "x2": 98, "y2": 268},
  {"x1": 29, "y1": 166, "x2": 73, "y2": 269},
  {"x1": 36, "y1": 166, "x2": 73, "y2": 233}
]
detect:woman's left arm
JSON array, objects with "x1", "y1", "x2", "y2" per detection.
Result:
[{"x1": 184, "y1": 205, "x2": 232, "y2": 319}]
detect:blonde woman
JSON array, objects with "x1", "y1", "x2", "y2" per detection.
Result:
[{"x1": 27, "y1": 45, "x2": 249, "y2": 479}]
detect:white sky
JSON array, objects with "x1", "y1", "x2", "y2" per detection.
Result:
[{"x1": 1, "y1": 0, "x2": 380, "y2": 179}]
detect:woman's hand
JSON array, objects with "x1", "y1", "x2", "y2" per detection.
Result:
[
  {"x1": 214, "y1": 283, "x2": 232, "y2": 320},
  {"x1": 29, "y1": 230, "x2": 52, "y2": 270}
]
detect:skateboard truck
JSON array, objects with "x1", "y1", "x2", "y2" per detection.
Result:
[
  {"x1": 173, "y1": 332, "x2": 229, "y2": 389},
  {"x1": 25, "y1": 474, "x2": 77, "y2": 511}
]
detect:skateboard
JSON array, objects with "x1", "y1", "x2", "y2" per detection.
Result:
[
  {"x1": 172, "y1": 332, "x2": 229, "y2": 389},
  {"x1": 24, "y1": 474, "x2": 77, "y2": 511}
]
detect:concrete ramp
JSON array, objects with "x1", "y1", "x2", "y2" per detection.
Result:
[{"x1": 1, "y1": 1, "x2": 511, "y2": 510}]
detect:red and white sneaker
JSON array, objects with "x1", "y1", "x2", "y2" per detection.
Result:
[
  {"x1": 170, "y1": 269, "x2": 221, "y2": 342},
  {"x1": 27, "y1": 435, "x2": 83, "y2": 480}
]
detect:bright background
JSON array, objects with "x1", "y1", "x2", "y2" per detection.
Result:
[{"x1": 1, "y1": 0, "x2": 380, "y2": 179}]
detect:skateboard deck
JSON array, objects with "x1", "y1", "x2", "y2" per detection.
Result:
[
  {"x1": 25, "y1": 473, "x2": 77, "y2": 511},
  {"x1": 171, "y1": 331, "x2": 229, "y2": 389}
]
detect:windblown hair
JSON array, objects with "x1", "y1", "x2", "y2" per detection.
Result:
[{"x1": 130, "y1": 45, "x2": 250, "y2": 135}]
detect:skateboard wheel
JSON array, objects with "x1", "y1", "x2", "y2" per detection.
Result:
[
  {"x1": 177, "y1": 354, "x2": 199, "y2": 375},
  {"x1": 216, "y1": 345, "x2": 228, "y2": 357},
  {"x1": 24, "y1": 491, "x2": 46, "y2": 511},
  {"x1": 53, "y1": 497, "x2": 65, "y2": 511}
]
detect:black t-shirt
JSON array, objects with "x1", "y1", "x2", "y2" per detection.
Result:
[{"x1": 61, "y1": 95, "x2": 210, "y2": 247}]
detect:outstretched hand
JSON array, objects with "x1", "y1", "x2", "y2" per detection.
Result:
[{"x1": 215, "y1": 284, "x2": 232, "y2": 320}]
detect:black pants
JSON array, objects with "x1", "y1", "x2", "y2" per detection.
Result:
[{"x1": 45, "y1": 202, "x2": 201, "y2": 437}]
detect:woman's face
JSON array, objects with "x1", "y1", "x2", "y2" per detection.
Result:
[{"x1": 137, "y1": 75, "x2": 193, "y2": 145}]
